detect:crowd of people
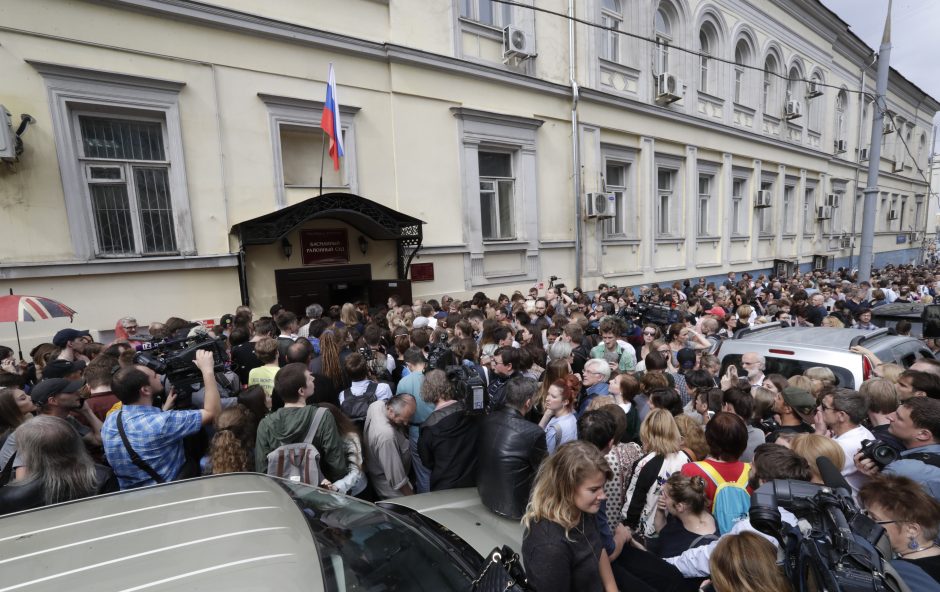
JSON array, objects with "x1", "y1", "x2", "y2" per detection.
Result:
[{"x1": 1, "y1": 262, "x2": 940, "y2": 591}]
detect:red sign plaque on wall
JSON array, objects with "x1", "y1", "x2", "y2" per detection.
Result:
[
  {"x1": 300, "y1": 229, "x2": 349, "y2": 265},
  {"x1": 410, "y1": 262, "x2": 434, "y2": 281}
]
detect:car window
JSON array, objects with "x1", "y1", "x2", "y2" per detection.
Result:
[
  {"x1": 721, "y1": 354, "x2": 855, "y2": 389},
  {"x1": 278, "y1": 480, "x2": 473, "y2": 592}
]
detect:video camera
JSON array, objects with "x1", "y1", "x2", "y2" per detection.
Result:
[
  {"x1": 750, "y1": 476, "x2": 910, "y2": 592},
  {"x1": 616, "y1": 301, "x2": 681, "y2": 331},
  {"x1": 427, "y1": 336, "x2": 487, "y2": 415},
  {"x1": 133, "y1": 330, "x2": 228, "y2": 408}
]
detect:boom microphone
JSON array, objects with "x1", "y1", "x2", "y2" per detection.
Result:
[{"x1": 816, "y1": 456, "x2": 853, "y2": 496}]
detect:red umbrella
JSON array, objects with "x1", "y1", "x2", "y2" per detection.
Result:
[{"x1": 0, "y1": 290, "x2": 77, "y2": 360}]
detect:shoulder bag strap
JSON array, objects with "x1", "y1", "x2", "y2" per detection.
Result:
[
  {"x1": 734, "y1": 463, "x2": 751, "y2": 487},
  {"x1": 116, "y1": 410, "x2": 165, "y2": 484},
  {"x1": 695, "y1": 461, "x2": 727, "y2": 487},
  {"x1": 624, "y1": 454, "x2": 667, "y2": 528},
  {"x1": 366, "y1": 382, "x2": 378, "y2": 396},
  {"x1": 303, "y1": 408, "x2": 328, "y2": 445}
]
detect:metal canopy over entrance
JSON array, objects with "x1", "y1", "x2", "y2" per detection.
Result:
[{"x1": 231, "y1": 192, "x2": 424, "y2": 280}]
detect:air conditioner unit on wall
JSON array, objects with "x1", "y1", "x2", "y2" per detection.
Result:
[
  {"x1": 816, "y1": 206, "x2": 832, "y2": 220},
  {"x1": 807, "y1": 80, "x2": 824, "y2": 98},
  {"x1": 656, "y1": 72, "x2": 683, "y2": 104},
  {"x1": 834, "y1": 139, "x2": 847, "y2": 154},
  {"x1": 840, "y1": 235, "x2": 852, "y2": 249},
  {"x1": 585, "y1": 192, "x2": 616, "y2": 219},
  {"x1": 859, "y1": 147, "x2": 870, "y2": 162},
  {"x1": 754, "y1": 190, "x2": 772, "y2": 208},
  {"x1": 825, "y1": 194, "x2": 840, "y2": 208},
  {"x1": 784, "y1": 100, "x2": 803, "y2": 120},
  {"x1": 883, "y1": 119, "x2": 895, "y2": 135},
  {"x1": 887, "y1": 209, "x2": 898, "y2": 220},
  {"x1": 0, "y1": 106, "x2": 16, "y2": 161},
  {"x1": 892, "y1": 159, "x2": 905, "y2": 173},
  {"x1": 502, "y1": 26, "x2": 535, "y2": 60}
]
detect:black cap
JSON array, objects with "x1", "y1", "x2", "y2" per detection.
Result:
[
  {"x1": 42, "y1": 358, "x2": 86, "y2": 379},
  {"x1": 30, "y1": 378, "x2": 84, "y2": 405}
]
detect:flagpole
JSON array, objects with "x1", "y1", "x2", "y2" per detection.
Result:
[{"x1": 319, "y1": 129, "x2": 326, "y2": 196}]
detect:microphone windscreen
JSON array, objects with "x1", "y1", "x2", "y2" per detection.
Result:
[{"x1": 817, "y1": 455, "x2": 852, "y2": 494}]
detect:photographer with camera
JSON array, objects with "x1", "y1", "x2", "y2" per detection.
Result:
[
  {"x1": 103, "y1": 350, "x2": 220, "y2": 489},
  {"x1": 855, "y1": 397, "x2": 940, "y2": 500}
]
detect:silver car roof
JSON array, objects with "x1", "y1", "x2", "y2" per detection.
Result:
[
  {"x1": 0, "y1": 473, "x2": 324, "y2": 592},
  {"x1": 728, "y1": 326, "x2": 907, "y2": 352}
]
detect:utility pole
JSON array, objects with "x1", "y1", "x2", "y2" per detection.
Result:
[{"x1": 857, "y1": 0, "x2": 892, "y2": 283}]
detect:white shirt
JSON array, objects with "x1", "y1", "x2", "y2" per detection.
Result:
[
  {"x1": 665, "y1": 508, "x2": 798, "y2": 577},
  {"x1": 834, "y1": 424, "x2": 874, "y2": 492},
  {"x1": 339, "y1": 379, "x2": 393, "y2": 405}
]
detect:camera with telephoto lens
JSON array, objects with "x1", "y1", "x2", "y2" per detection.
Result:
[
  {"x1": 858, "y1": 439, "x2": 900, "y2": 469},
  {"x1": 750, "y1": 479, "x2": 910, "y2": 592},
  {"x1": 358, "y1": 346, "x2": 375, "y2": 362},
  {"x1": 133, "y1": 330, "x2": 228, "y2": 409}
]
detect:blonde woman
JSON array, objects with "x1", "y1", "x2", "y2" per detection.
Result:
[
  {"x1": 522, "y1": 441, "x2": 617, "y2": 592},
  {"x1": 622, "y1": 409, "x2": 691, "y2": 539},
  {"x1": 789, "y1": 433, "x2": 845, "y2": 485},
  {"x1": 708, "y1": 531, "x2": 793, "y2": 592}
]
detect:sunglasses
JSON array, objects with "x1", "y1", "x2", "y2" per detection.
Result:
[{"x1": 643, "y1": 331, "x2": 657, "y2": 336}]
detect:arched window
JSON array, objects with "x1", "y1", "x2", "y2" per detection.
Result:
[
  {"x1": 786, "y1": 67, "x2": 802, "y2": 101},
  {"x1": 733, "y1": 39, "x2": 751, "y2": 104},
  {"x1": 600, "y1": 0, "x2": 623, "y2": 63},
  {"x1": 834, "y1": 88, "x2": 846, "y2": 140},
  {"x1": 698, "y1": 21, "x2": 719, "y2": 95},
  {"x1": 654, "y1": 4, "x2": 673, "y2": 73},
  {"x1": 919, "y1": 132, "x2": 928, "y2": 170},
  {"x1": 763, "y1": 54, "x2": 779, "y2": 114}
]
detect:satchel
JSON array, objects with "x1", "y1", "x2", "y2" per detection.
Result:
[{"x1": 470, "y1": 546, "x2": 530, "y2": 592}]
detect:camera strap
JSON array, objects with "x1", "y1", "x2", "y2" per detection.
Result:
[{"x1": 116, "y1": 410, "x2": 166, "y2": 484}]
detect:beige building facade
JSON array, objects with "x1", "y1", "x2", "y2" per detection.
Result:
[{"x1": 0, "y1": 0, "x2": 936, "y2": 348}]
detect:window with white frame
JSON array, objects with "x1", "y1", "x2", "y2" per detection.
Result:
[
  {"x1": 604, "y1": 160, "x2": 628, "y2": 237},
  {"x1": 478, "y1": 151, "x2": 515, "y2": 240},
  {"x1": 77, "y1": 114, "x2": 177, "y2": 256},
  {"x1": 759, "y1": 180, "x2": 774, "y2": 235},
  {"x1": 731, "y1": 177, "x2": 747, "y2": 236},
  {"x1": 803, "y1": 186, "x2": 816, "y2": 236},
  {"x1": 807, "y1": 73, "x2": 824, "y2": 132},
  {"x1": 654, "y1": 5, "x2": 673, "y2": 74},
  {"x1": 834, "y1": 89, "x2": 846, "y2": 143},
  {"x1": 697, "y1": 23, "x2": 718, "y2": 95},
  {"x1": 763, "y1": 55, "x2": 779, "y2": 115},
  {"x1": 460, "y1": 0, "x2": 511, "y2": 27},
  {"x1": 919, "y1": 133, "x2": 928, "y2": 172},
  {"x1": 35, "y1": 63, "x2": 195, "y2": 260},
  {"x1": 899, "y1": 196, "x2": 908, "y2": 232},
  {"x1": 915, "y1": 196, "x2": 925, "y2": 231},
  {"x1": 733, "y1": 39, "x2": 752, "y2": 105},
  {"x1": 656, "y1": 167, "x2": 677, "y2": 237},
  {"x1": 782, "y1": 184, "x2": 795, "y2": 235},
  {"x1": 697, "y1": 173, "x2": 714, "y2": 237},
  {"x1": 880, "y1": 193, "x2": 889, "y2": 231},
  {"x1": 827, "y1": 192, "x2": 842, "y2": 235},
  {"x1": 600, "y1": 0, "x2": 623, "y2": 63},
  {"x1": 855, "y1": 193, "x2": 863, "y2": 233}
]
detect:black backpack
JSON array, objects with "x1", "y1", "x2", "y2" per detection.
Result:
[{"x1": 341, "y1": 382, "x2": 379, "y2": 423}]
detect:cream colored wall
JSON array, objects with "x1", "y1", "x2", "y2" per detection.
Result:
[
  {"x1": 0, "y1": 268, "x2": 240, "y2": 353},
  {"x1": 244, "y1": 218, "x2": 400, "y2": 313}
]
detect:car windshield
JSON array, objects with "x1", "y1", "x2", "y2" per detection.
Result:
[
  {"x1": 721, "y1": 354, "x2": 855, "y2": 388},
  {"x1": 277, "y1": 480, "x2": 474, "y2": 592}
]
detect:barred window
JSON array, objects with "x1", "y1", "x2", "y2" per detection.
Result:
[{"x1": 78, "y1": 115, "x2": 177, "y2": 256}]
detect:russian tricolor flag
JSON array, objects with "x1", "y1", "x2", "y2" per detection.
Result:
[{"x1": 320, "y1": 64, "x2": 344, "y2": 171}]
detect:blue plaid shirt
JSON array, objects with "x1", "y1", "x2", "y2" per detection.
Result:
[{"x1": 102, "y1": 405, "x2": 202, "y2": 489}]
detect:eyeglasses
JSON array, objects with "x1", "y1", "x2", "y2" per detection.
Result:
[
  {"x1": 643, "y1": 331, "x2": 657, "y2": 336},
  {"x1": 862, "y1": 510, "x2": 897, "y2": 525},
  {"x1": 820, "y1": 404, "x2": 837, "y2": 412}
]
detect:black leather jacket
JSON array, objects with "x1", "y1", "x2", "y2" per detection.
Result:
[{"x1": 476, "y1": 406, "x2": 547, "y2": 519}]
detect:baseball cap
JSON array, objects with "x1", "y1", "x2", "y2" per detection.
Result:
[
  {"x1": 706, "y1": 306, "x2": 727, "y2": 317},
  {"x1": 30, "y1": 378, "x2": 84, "y2": 406},
  {"x1": 52, "y1": 328, "x2": 91, "y2": 347},
  {"x1": 42, "y1": 358, "x2": 87, "y2": 379},
  {"x1": 676, "y1": 348, "x2": 697, "y2": 370},
  {"x1": 781, "y1": 387, "x2": 816, "y2": 416}
]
